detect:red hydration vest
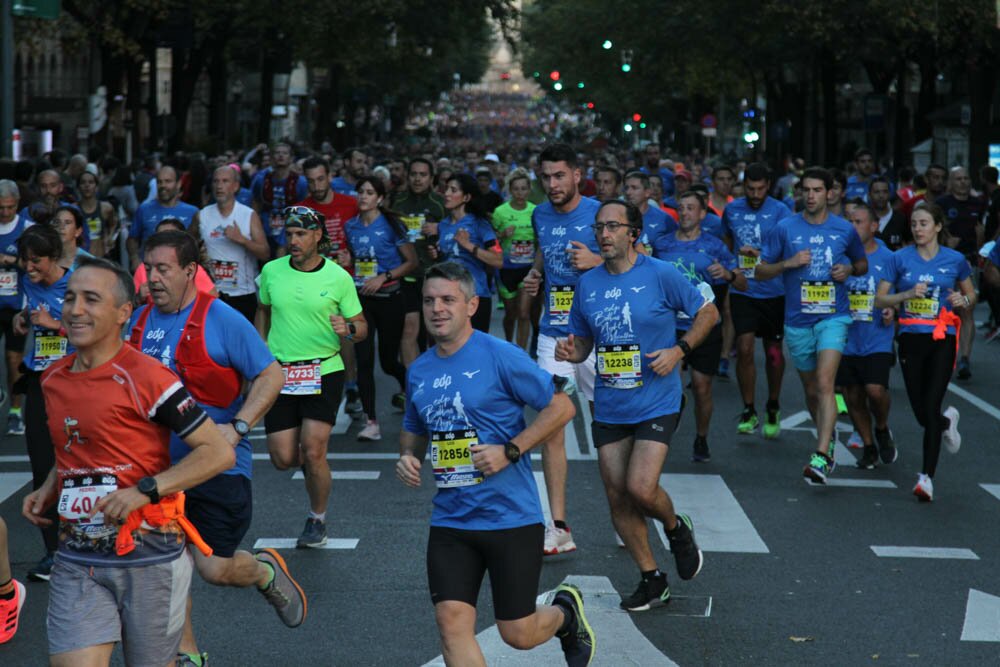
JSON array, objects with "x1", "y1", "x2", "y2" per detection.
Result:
[
  {"x1": 262, "y1": 169, "x2": 299, "y2": 208},
  {"x1": 128, "y1": 291, "x2": 242, "y2": 408}
]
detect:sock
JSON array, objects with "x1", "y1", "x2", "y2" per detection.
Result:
[
  {"x1": 555, "y1": 600, "x2": 575, "y2": 634},
  {"x1": 553, "y1": 520, "x2": 568, "y2": 531},
  {"x1": 179, "y1": 654, "x2": 204, "y2": 667},
  {"x1": 308, "y1": 511, "x2": 326, "y2": 522},
  {"x1": 641, "y1": 569, "x2": 662, "y2": 581},
  {"x1": 257, "y1": 561, "x2": 275, "y2": 591},
  {"x1": 345, "y1": 381, "x2": 358, "y2": 391},
  {"x1": 744, "y1": 404, "x2": 756, "y2": 414},
  {"x1": 8, "y1": 407, "x2": 20, "y2": 417},
  {"x1": 766, "y1": 400, "x2": 780, "y2": 413},
  {"x1": 0, "y1": 578, "x2": 14, "y2": 600}
]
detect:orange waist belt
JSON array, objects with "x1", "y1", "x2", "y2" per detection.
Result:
[
  {"x1": 115, "y1": 491, "x2": 213, "y2": 558},
  {"x1": 898, "y1": 309, "x2": 961, "y2": 365}
]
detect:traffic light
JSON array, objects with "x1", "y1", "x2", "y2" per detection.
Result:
[
  {"x1": 586, "y1": 102, "x2": 595, "y2": 109},
  {"x1": 549, "y1": 70, "x2": 560, "y2": 81},
  {"x1": 621, "y1": 49, "x2": 633, "y2": 73},
  {"x1": 639, "y1": 122, "x2": 647, "y2": 129},
  {"x1": 742, "y1": 108, "x2": 757, "y2": 119},
  {"x1": 577, "y1": 82, "x2": 585, "y2": 89},
  {"x1": 621, "y1": 63, "x2": 631, "y2": 73},
  {"x1": 624, "y1": 123, "x2": 634, "y2": 132},
  {"x1": 532, "y1": 71, "x2": 540, "y2": 78},
  {"x1": 743, "y1": 131, "x2": 760, "y2": 143},
  {"x1": 632, "y1": 113, "x2": 642, "y2": 122},
  {"x1": 553, "y1": 82, "x2": 563, "y2": 91},
  {"x1": 602, "y1": 40, "x2": 613, "y2": 50}
]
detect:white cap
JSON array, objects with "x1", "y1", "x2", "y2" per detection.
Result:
[{"x1": 484, "y1": 153, "x2": 500, "y2": 163}]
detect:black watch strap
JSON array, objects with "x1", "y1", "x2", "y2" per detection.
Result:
[
  {"x1": 138, "y1": 476, "x2": 160, "y2": 504},
  {"x1": 504, "y1": 441, "x2": 521, "y2": 463},
  {"x1": 677, "y1": 339, "x2": 692, "y2": 358}
]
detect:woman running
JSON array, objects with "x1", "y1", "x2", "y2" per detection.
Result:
[
  {"x1": 50, "y1": 206, "x2": 94, "y2": 270},
  {"x1": 343, "y1": 177, "x2": 418, "y2": 442},
  {"x1": 76, "y1": 170, "x2": 117, "y2": 258},
  {"x1": 491, "y1": 168, "x2": 537, "y2": 351},
  {"x1": 875, "y1": 202, "x2": 975, "y2": 502}
]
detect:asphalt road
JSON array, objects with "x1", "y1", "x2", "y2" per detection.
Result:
[{"x1": 2, "y1": 307, "x2": 1000, "y2": 666}]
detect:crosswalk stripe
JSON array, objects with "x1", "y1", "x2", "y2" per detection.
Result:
[
  {"x1": 979, "y1": 483, "x2": 1000, "y2": 502},
  {"x1": 655, "y1": 474, "x2": 769, "y2": 553},
  {"x1": 533, "y1": 471, "x2": 552, "y2": 525},
  {"x1": 823, "y1": 479, "x2": 897, "y2": 488},
  {"x1": 0, "y1": 472, "x2": 31, "y2": 504},
  {"x1": 291, "y1": 470, "x2": 380, "y2": 480},
  {"x1": 961, "y1": 589, "x2": 1000, "y2": 642},
  {"x1": 253, "y1": 538, "x2": 358, "y2": 550},
  {"x1": 870, "y1": 546, "x2": 979, "y2": 559}
]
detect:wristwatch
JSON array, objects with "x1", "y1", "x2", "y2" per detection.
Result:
[
  {"x1": 676, "y1": 340, "x2": 692, "y2": 358},
  {"x1": 504, "y1": 442, "x2": 522, "y2": 464},
  {"x1": 137, "y1": 476, "x2": 160, "y2": 504},
  {"x1": 347, "y1": 322, "x2": 357, "y2": 336},
  {"x1": 231, "y1": 419, "x2": 250, "y2": 437}
]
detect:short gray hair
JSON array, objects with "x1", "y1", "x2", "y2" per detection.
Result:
[
  {"x1": 425, "y1": 262, "x2": 476, "y2": 301},
  {"x1": 0, "y1": 179, "x2": 19, "y2": 200},
  {"x1": 74, "y1": 257, "x2": 136, "y2": 307}
]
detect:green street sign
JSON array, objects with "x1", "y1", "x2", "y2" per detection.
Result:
[{"x1": 12, "y1": 0, "x2": 60, "y2": 20}]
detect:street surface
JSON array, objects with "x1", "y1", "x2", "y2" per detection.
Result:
[{"x1": 2, "y1": 307, "x2": 1000, "y2": 666}]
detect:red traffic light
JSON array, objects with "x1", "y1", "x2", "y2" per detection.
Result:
[
  {"x1": 586, "y1": 102, "x2": 595, "y2": 109},
  {"x1": 549, "y1": 70, "x2": 560, "y2": 81},
  {"x1": 632, "y1": 113, "x2": 642, "y2": 122}
]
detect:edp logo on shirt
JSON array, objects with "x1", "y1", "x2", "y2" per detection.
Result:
[
  {"x1": 432, "y1": 374, "x2": 452, "y2": 390},
  {"x1": 604, "y1": 287, "x2": 622, "y2": 300}
]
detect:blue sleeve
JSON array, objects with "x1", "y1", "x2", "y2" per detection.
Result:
[
  {"x1": 845, "y1": 227, "x2": 866, "y2": 262},
  {"x1": 660, "y1": 263, "x2": 710, "y2": 318},
  {"x1": 568, "y1": 282, "x2": 592, "y2": 338},
  {"x1": 130, "y1": 204, "x2": 144, "y2": 240},
  {"x1": 776, "y1": 202, "x2": 791, "y2": 221},
  {"x1": 989, "y1": 244, "x2": 1000, "y2": 267},
  {"x1": 295, "y1": 176, "x2": 308, "y2": 203},
  {"x1": 716, "y1": 239, "x2": 737, "y2": 271},
  {"x1": 760, "y1": 222, "x2": 785, "y2": 264},
  {"x1": 496, "y1": 343, "x2": 555, "y2": 413},
  {"x1": 403, "y1": 372, "x2": 427, "y2": 436},
  {"x1": 250, "y1": 174, "x2": 264, "y2": 205},
  {"x1": 882, "y1": 251, "x2": 900, "y2": 286},
  {"x1": 205, "y1": 301, "x2": 275, "y2": 380},
  {"x1": 477, "y1": 218, "x2": 497, "y2": 244},
  {"x1": 957, "y1": 255, "x2": 971, "y2": 281}
]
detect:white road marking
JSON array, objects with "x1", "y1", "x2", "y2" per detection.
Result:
[
  {"x1": 870, "y1": 546, "x2": 979, "y2": 560},
  {"x1": 251, "y1": 452, "x2": 400, "y2": 461},
  {"x1": 655, "y1": 474, "x2": 769, "y2": 553},
  {"x1": 0, "y1": 472, "x2": 31, "y2": 503},
  {"x1": 253, "y1": 538, "x2": 359, "y2": 550},
  {"x1": 823, "y1": 479, "x2": 897, "y2": 488},
  {"x1": 422, "y1": 575, "x2": 680, "y2": 666},
  {"x1": 292, "y1": 470, "x2": 380, "y2": 480},
  {"x1": 961, "y1": 589, "x2": 1000, "y2": 642},
  {"x1": 980, "y1": 484, "x2": 1000, "y2": 503},
  {"x1": 565, "y1": 393, "x2": 597, "y2": 461},
  {"x1": 533, "y1": 471, "x2": 552, "y2": 525},
  {"x1": 947, "y1": 383, "x2": 1000, "y2": 422}
]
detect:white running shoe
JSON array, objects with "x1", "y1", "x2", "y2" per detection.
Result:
[
  {"x1": 913, "y1": 473, "x2": 934, "y2": 502},
  {"x1": 615, "y1": 532, "x2": 625, "y2": 548},
  {"x1": 357, "y1": 420, "x2": 381, "y2": 441},
  {"x1": 543, "y1": 522, "x2": 577, "y2": 556},
  {"x1": 943, "y1": 406, "x2": 961, "y2": 454},
  {"x1": 847, "y1": 431, "x2": 864, "y2": 449}
]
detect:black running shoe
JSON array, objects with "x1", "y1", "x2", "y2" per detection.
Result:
[
  {"x1": 553, "y1": 583, "x2": 596, "y2": 666},
  {"x1": 692, "y1": 436, "x2": 711, "y2": 463},
  {"x1": 391, "y1": 392, "x2": 406, "y2": 411},
  {"x1": 856, "y1": 445, "x2": 879, "y2": 470},
  {"x1": 875, "y1": 428, "x2": 898, "y2": 464},
  {"x1": 296, "y1": 518, "x2": 327, "y2": 548},
  {"x1": 619, "y1": 573, "x2": 670, "y2": 611},
  {"x1": 666, "y1": 514, "x2": 703, "y2": 580}
]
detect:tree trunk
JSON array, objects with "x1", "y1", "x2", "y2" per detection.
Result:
[
  {"x1": 967, "y1": 55, "x2": 997, "y2": 181},
  {"x1": 207, "y1": 43, "x2": 227, "y2": 144},
  {"x1": 820, "y1": 51, "x2": 838, "y2": 165},
  {"x1": 892, "y1": 60, "x2": 909, "y2": 168},
  {"x1": 914, "y1": 52, "x2": 937, "y2": 142},
  {"x1": 257, "y1": 56, "x2": 275, "y2": 144}
]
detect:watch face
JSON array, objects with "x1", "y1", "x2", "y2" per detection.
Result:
[{"x1": 233, "y1": 420, "x2": 249, "y2": 435}]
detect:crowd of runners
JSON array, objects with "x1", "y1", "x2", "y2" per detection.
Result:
[{"x1": 0, "y1": 133, "x2": 997, "y2": 666}]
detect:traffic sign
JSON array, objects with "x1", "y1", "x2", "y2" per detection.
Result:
[{"x1": 700, "y1": 113, "x2": 717, "y2": 129}]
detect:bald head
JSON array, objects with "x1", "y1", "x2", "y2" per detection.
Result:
[{"x1": 949, "y1": 166, "x2": 971, "y2": 198}]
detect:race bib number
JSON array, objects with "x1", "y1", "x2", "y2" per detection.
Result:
[
  {"x1": 34, "y1": 331, "x2": 68, "y2": 369},
  {"x1": 510, "y1": 240, "x2": 534, "y2": 265},
  {"x1": 739, "y1": 254, "x2": 760, "y2": 279},
  {"x1": 212, "y1": 260, "x2": 239, "y2": 288},
  {"x1": 0, "y1": 269, "x2": 17, "y2": 296},
  {"x1": 87, "y1": 216, "x2": 102, "y2": 237},
  {"x1": 548, "y1": 286, "x2": 575, "y2": 326},
  {"x1": 849, "y1": 290, "x2": 874, "y2": 322},
  {"x1": 280, "y1": 360, "x2": 322, "y2": 395},
  {"x1": 801, "y1": 281, "x2": 835, "y2": 314},
  {"x1": 430, "y1": 429, "x2": 484, "y2": 489},
  {"x1": 269, "y1": 212, "x2": 286, "y2": 232},
  {"x1": 355, "y1": 258, "x2": 377, "y2": 285},
  {"x1": 58, "y1": 474, "x2": 118, "y2": 525},
  {"x1": 596, "y1": 344, "x2": 642, "y2": 389},
  {"x1": 400, "y1": 214, "x2": 425, "y2": 241},
  {"x1": 903, "y1": 297, "x2": 939, "y2": 319}
]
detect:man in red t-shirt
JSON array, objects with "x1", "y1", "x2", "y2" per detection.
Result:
[
  {"x1": 22, "y1": 257, "x2": 235, "y2": 667},
  {"x1": 300, "y1": 156, "x2": 358, "y2": 261}
]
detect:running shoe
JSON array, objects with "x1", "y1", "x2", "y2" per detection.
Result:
[
  {"x1": 737, "y1": 408, "x2": 758, "y2": 434},
  {"x1": 956, "y1": 358, "x2": 971, "y2": 380},
  {"x1": 763, "y1": 407, "x2": 781, "y2": 439},
  {"x1": 803, "y1": 451, "x2": 835, "y2": 485},
  {"x1": 619, "y1": 573, "x2": 670, "y2": 611},
  {"x1": 692, "y1": 436, "x2": 711, "y2": 462},
  {"x1": 875, "y1": 428, "x2": 898, "y2": 464},
  {"x1": 943, "y1": 406, "x2": 961, "y2": 454},
  {"x1": 344, "y1": 388, "x2": 363, "y2": 415},
  {"x1": 856, "y1": 445, "x2": 879, "y2": 470},
  {"x1": 0, "y1": 580, "x2": 25, "y2": 644},
  {"x1": 666, "y1": 514, "x2": 703, "y2": 580},
  {"x1": 6, "y1": 412, "x2": 24, "y2": 436},
  {"x1": 716, "y1": 358, "x2": 729, "y2": 380},
  {"x1": 846, "y1": 431, "x2": 864, "y2": 449},
  {"x1": 553, "y1": 583, "x2": 596, "y2": 667},
  {"x1": 357, "y1": 420, "x2": 381, "y2": 441},
  {"x1": 614, "y1": 532, "x2": 625, "y2": 548},
  {"x1": 296, "y1": 518, "x2": 327, "y2": 548},
  {"x1": 544, "y1": 523, "x2": 577, "y2": 556},
  {"x1": 27, "y1": 553, "x2": 54, "y2": 582},
  {"x1": 835, "y1": 393, "x2": 848, "y2": 415},
  {"x1": 255, "y1": 548, "x2": 308, "y2": 627},
  {"x1": 175, "y1": 652, "x2": 209, "y2": 666},
  {"x1": 390, "y1": 392, "x2": 406, "y2": 412},
  {"x1": 913, "y1": 473, "x2": 934, "y2": 502}
]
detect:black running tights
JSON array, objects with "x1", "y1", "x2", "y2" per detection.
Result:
[
  {"x1": 356, "y1": 292, "x2": 407, "y2": 418},
  {"x1": 897, "y1": 333, "x2": 955, "y2": 477}
]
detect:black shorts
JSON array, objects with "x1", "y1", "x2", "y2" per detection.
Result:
[
  {"x1": 680, "y1": 325, "x2": 722, "y2": 375},
  {"x1": 185, "y1": 474, "x2": 253, "y2": 558},
  {"x1": 402, "y1": 277, "x2": 422, "y2": 314},
  {"x1": 499, "y1": 267, "x2": 531, "y2": 294},
  {"x1": 730, "y1": 293, "x2": 784, "y2": 340},
  {"x1": 592, "y1": 413, "x2": 681, "y2": 448},
  {"x1": 836, "y1": 352, "x2": 894, "y2": 388},
  {"x1": 0, "y1": 307, "x2": 26, "y2": 352},
  {"x1": 427, "y1": 524, "x2": 543, "y2": 621},
  {"x1": 219, "y1": 292, "x2": 258, "y2": 323},
  {"x1": 265, "y1": 371, "x2": 345, "y2": 433}
]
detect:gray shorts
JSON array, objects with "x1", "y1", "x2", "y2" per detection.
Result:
[{"x1": 47, "y1": 551, "x2": 193, "y2": 664}]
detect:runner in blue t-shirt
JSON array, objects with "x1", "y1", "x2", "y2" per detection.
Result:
[
  {"x1": 521, "y1": 143, "x2": 603, "y2": 558},
  {"x1": 250, "y1": 146, "x2": 308, "y2": 252},
  {"x1": 557, "y1": 199, "x2": 713, "y2": 612},
  {"x1": 654, "y1": 191, "x2": 746, "y2": 462},
  {"x1": 756, "y1": 167, "x2": 868, "y2": 484},
  {"x1": 722, "y1": 163, "x2": 792, "y2": 438},
  {"x1": 127, "y1": 166, "x2": 199, "y2": 270},
  {"x1": 396, "y1": 262, "x2": 594, "y2": 666},
  {"x1": 129, "y1": 229, "x2": 305, "y2": 655},
  {"x1": 835, "y1": 203, "x2": 898, "y2": 470},
  {"x1": 624, "y1": 171, "x2": 677, "y2": 254},
  {"x1": 876, "y1": 202, "x2": 975, "y2": 502}
]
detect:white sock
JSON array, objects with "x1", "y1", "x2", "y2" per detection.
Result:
[{"x1": 308, "y1": 511, "x2": 326, "y2": 522}]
